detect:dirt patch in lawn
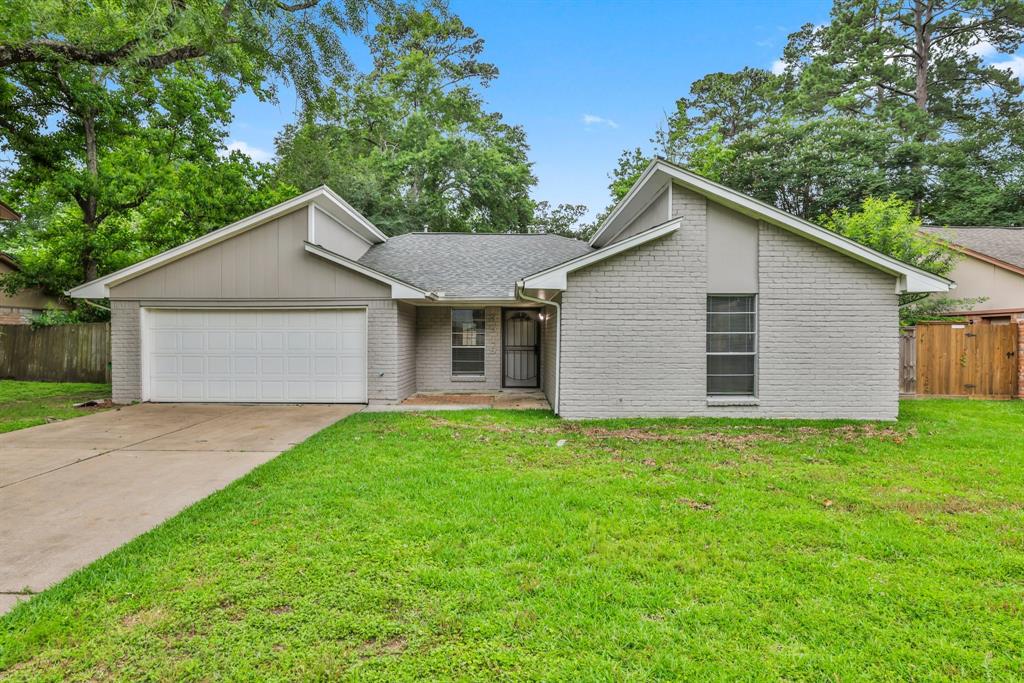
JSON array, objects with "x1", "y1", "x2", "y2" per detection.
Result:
[{"x1": 425, "y1": 416, "x2": 913, "y2": 451}]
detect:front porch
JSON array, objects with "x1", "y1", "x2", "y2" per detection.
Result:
[{"x1": 366, "y1": 389, "x2": 550, "y2": 412}]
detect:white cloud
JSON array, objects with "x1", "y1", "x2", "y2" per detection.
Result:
[
  {"x1": 582, "y1": 114, "x2": 619, "y2": 129},
  {"x1": 221, "y1": 139, "x2": 274, "y2": 163},
  {"x1": 968, "y1": 39, "x2": 997, "y2": 58},
  {"x1": 993, "y1": 54, "x2": 1024, "y2": 79},
  {"x1": 770, "y1": 58, "x2": 787, "y2": 75},
  {"x1": 967, "y1": 39, "x2": 1024, "y2": 80}
]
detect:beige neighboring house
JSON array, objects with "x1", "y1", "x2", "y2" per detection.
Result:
[
  {"x1": 68, "y1": 158, "x2": 951, "y2": 420},
  {"x1": 920, "y1": 226, "x2": 1024, "y2": 325},
  {"x1": 0, "y1": 201, "x2": 68, "y2": 324}
]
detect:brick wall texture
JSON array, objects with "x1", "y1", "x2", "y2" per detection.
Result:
[
  {"x1": 558, "y1": 183, "x2": 900, "y2": 420},
  {"x1": 111, "y1": 300, "x2": 142, "y2": 403},
  {"x1": 416, "y1": 306, "x2": 502, "y2": 391}
]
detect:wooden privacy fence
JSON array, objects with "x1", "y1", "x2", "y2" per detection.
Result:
[
  {"x1": 0, "y1": 323, "x2": 111, "y2": 384},
  {"x1": 905, "y1": 322, "x2": 1020, "y2": 399}
]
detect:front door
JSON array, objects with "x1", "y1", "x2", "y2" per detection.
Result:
[{"x1": 503, "y1": 309, "x2": 540, "y2": 388}]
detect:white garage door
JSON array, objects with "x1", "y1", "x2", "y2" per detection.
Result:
[{"x1": 143, "y1": 309, "x2": 366, "y2": 403}]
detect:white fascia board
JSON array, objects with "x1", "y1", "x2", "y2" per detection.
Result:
[
  {"x1": 303, "y1": 242, "x2": 428, "y2": 299},
  {"x1": 313, "y1": 186, "x2": 388, "y2": 243},
  {"x1": 67, "y1": 186, "x2": 385, "y2": 299},
  {"x1": 589, "y1": 161, "x2": 664, "y2": 247},
  {"x1": 522, "y1": 219, "x2": 680, "y2": 290},
  {"x1": 593, "y1": 159, "x2": 953, "y2": 294}
]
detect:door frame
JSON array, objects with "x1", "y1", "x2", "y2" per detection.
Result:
[{"x1": 500, "y1": 307, "x2": 541, "y2": 389}]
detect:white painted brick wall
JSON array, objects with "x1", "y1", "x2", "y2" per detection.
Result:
[
  {"x1": 559, "y1": 185, "x2": 707, "y2": 418},
  {"x1": 396, "y1": 302, "x2": 417, "y2": 400},
  {"x1": 558, "y1": 183, "x2": 900, "y2": 420},
  {"x1": 111, "y1": 300, "x2": 142, "y2": 403},
  {"x1": 541, "y1": 305, "x2": 558, "y2": 409},
  {"x1": 416, "y1": 306, "x2": 502, "y2": 391},
  {"x1": 367, "y1": 300, "x2": 400, "y2": 402}
]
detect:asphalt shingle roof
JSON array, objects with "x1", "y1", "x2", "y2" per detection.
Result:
[
  {"x1": 358, "y1": 232, "x2": 594, "y2": 298},
  {"x1": 920, "y1": 226, "x2": 1024, "y2": 271}
]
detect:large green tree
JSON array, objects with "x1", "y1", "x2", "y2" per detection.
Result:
[
  {"x1": 0, "y1": 0, "x2": 388, "y2": 299},
  {"x1": 608, "y1": 0, "x2": 1024, "y2": 228},
  {"x1": 275, "y1": 7, "x2": 569, "y2": 235}
]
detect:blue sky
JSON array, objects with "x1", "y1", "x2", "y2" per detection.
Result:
[{"x1": 225, "y1": 0, "x2": 1022, "y2": 222}]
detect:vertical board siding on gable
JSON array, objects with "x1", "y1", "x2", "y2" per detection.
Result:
[
  {"x1": 108, "y1": 209, "x2": 390, "y2": 301},
  {"x1": 313, "y1": 207, "x2": 372, "y2": 261},
  {"x1": 611, "y1": 187, "x2": 670, "y2": 244},
  {"x1": 557, "y1": 183, "x2": 900, "y2": 420},
  {"x1": 416, "y1": 306, "x2": 502, "y2": 391}
]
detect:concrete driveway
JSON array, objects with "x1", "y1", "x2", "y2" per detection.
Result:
[{"x1": 0, "y1": 402, "x2": 360, "y2": 614}]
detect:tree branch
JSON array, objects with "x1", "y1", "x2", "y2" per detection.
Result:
[
  {"x1": 278, "y1": 0, "x2": 320, "y2": 10},
  {"x1": 0, "y1": 38, "x2": 140, "y2": 68}
]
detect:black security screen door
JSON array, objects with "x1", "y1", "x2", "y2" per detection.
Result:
[{"x1": 502, "y1": 310, "x2": 540, "y2": 388}]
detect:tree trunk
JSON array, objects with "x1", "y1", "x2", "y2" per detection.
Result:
[
  {"x1": 81, "y1": 112, "x2": 100, "y2": 283},
  {"x1": 913, "y1": 0, "x2": 931, "y2": 112}
]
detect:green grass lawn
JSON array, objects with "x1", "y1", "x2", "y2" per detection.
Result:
[
  {"x1": 2, "y1": 400, "x2": 1023, "y2": 680},
  {"x1": 0, "y1": 380, "x2": 112, "y2": 434}
]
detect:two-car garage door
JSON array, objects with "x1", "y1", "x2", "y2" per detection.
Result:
[{"x1": 143, "y1": 308, "x2": 366, "y2": 403}]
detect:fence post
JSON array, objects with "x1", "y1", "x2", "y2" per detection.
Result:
[{"x1": 1017, "y1": 319, "x2": 1024, "y2": 399}]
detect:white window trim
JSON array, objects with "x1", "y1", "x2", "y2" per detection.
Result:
[
  {"x1": 706, "y1": 295, "x2": 758, "y2": 398},
  {"x1": 451, "y1": 308, "x2": 486, "y2": 377}
]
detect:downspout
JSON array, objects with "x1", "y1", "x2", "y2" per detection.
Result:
[{"x1": 515, "y1": 282, "x2": 560, "y2": 415}]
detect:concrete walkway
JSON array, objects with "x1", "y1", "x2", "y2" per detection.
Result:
[
  {"x1": 365, "y1": 390, "x2": 550, "y2": 412},
  {"x1": 0, "y1": 402, "x2": 360, "y2": 614}
]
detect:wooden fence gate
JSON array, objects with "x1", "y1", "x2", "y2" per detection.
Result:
[{"x1": 915, "y1": 322, "x2": 1018, "y2": 398}]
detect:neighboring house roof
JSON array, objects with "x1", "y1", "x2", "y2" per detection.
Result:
[
  {"x1": 358, "y1": 232, "x2": 594, "y2": 299},
  {"x1": 590, "y1": 158, "x2": 952, "y2": 294},
  {"x1": 920, "y1": 226, "x2": 1024, "y2": 276},
  {"x1": 0, "y1": 200, "x2": 20, "y2": 221},
  {"x1": 0, "y1": 253, "x2": 22, "y2": 271}
]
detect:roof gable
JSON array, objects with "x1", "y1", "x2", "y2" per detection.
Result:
[
  {"x1": 69, "y1": 186, "x2": 386, "y2": 298},
  {"x1": 590, "y1": 158, "x2": 952, "y2": 294}
]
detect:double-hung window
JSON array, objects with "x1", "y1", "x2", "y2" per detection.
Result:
[
  {"x1": 452, "y1": 309, "x2": 485, "y2": 376},
  {"x1": 706, "y1": 295, "x2": 757, "y2": 396}
]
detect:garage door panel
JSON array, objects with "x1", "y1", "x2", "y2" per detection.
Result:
[
  {"x1": 208, "y1": 356, "x2": 231, "y2": 374},
  {"x1": 180, "y1": 357, "x2": 204, "y2": 375},
  {"x1": 145, "y1": 309, "x2": 366, "y2": 403},
  {"x1": 234, "y1": 332, "x2": 258, "y2": 351}
]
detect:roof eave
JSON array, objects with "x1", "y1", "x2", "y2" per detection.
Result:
[
  {"x1": 522, "y1": 219, "x2": 681, "y2": 290},
  {"x1": 67, "y1": 187, "x2": 387, "y2": 299},
  {"x1": 303, "y1": 242, "x2": 429, "y2": 299},
  {"x1": 593, "y1": 158, "x2": 952, "y2": 293}
]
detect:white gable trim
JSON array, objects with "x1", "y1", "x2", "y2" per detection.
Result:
[
  {"x1": 68, "y1": 186, "x2": 387, "y2": 299},
  {"x1": 303, "y1": 242, "x2": 431, "y2": 300},
  {"x1": 590, "y1": 160, "x2": 953, "y2": 294},
  {"x1": 519, "y1": 219, "x2": 680, "y2": 290}
]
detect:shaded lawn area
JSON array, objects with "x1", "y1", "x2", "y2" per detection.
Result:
[
  {"x1": 2, "y1": 400, "x2": 1023, "y2": 680},
  {"x1": 0, "y1": 380, "x2": 111, "y2": 434}
]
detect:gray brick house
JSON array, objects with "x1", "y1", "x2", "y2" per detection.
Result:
[{"x1": 70, "y1": 159, "x2": 951, "y2": 420}]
